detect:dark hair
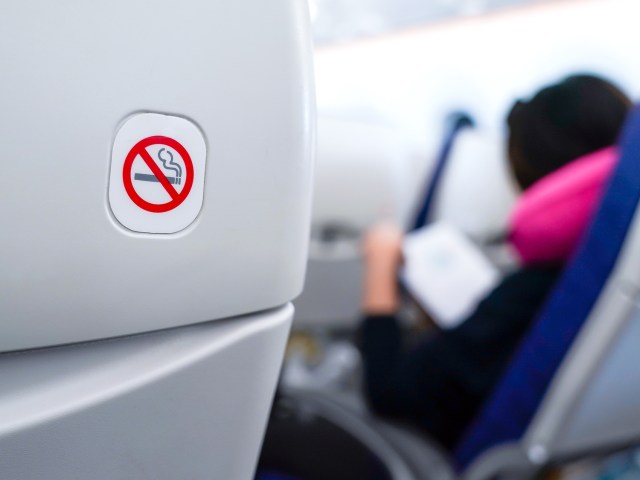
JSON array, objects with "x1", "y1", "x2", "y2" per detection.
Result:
[{"x1": 507, "y1": 74, "x2": 631, "y2": 190}]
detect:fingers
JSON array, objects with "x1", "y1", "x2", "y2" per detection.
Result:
[{"x1": 361, "y1": 222, "x2": 404, "y2": 314}]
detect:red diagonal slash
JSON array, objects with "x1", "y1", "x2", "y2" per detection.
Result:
[{"x1": 138, "y1": 147, "x2": 179, "y2": 200}]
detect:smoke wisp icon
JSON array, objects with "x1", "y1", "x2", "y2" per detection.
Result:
[
  {"x1": 157, "y1": 148, "x2": 182, "y2": 185},
  {"x1": 133, "y1": 148, "x2": 183, "y2": 186}
]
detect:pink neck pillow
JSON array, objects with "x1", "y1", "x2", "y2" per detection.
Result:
[{"x1": 508, "y1": 147, "x2": 618, "y2": 266}]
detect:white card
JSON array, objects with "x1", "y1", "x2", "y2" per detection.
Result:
[{"x1": 401, "y1": 222, "x2": 500, "y2": 328}]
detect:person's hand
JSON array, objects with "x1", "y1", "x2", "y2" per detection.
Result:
[
  {"x1": 361, "y1": 223, "x2": 404, "y2": 314},
  {"x1": 362, "y1": 222, "x2": 404, "y2": 270}
]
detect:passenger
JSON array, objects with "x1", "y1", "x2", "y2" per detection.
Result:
[{"x1": 359, "y1": 74, "x2": 632, "y2": 450}]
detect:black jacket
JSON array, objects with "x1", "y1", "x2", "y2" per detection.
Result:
[{"x1": 360, "y1": 265, "x2": 561, "y2": 450}]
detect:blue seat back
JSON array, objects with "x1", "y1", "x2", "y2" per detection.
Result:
[{"x1": 455, "y1": 107, "x2": 640, "y2": 468}]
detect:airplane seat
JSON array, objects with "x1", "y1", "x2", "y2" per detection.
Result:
[
  {"x1": 294, "y1": 116, "x2": 412, "y2": 328},
  {"x1": 457, "y1": 105, "x2": 640, "y2": 478},
  {"x1": 427, "y1": 129, "x2": 518, "y2": 243},
  {"x1": 410, "y1": 112, "x2": 473, "y2": 232},
  {"x1": 412, "y1": 113, "x2": 518, "y2": 243},
  {"x1": 0, "y1": 1, "x2": 314, "y2": 478}
]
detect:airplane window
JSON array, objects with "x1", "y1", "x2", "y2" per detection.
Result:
[{"x1": 311, "y1": 0, "x2": 549, "y2": 44}]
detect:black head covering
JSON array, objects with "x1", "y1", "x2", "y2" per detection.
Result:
[{"x1": 507, "y1": 74, "x2": 631, "y2": 190}]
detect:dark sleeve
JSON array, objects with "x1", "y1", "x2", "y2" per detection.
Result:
[
  {"x1": 360, "y1": 314, "x2": 479, "y2": 448},
  {"x1": 445, "y1": 266, "x2": 562, "y2": 394},
  {"x1": 359, "y1": 266, "x2": 560, "y2": 449}
]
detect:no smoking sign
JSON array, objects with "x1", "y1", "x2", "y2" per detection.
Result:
[
  {"x1": 123, "y1": 136, "x2": 194, "y2": 213},
  {"x1": 109, "y1": 113, "x2": 207, "y2": 234}
]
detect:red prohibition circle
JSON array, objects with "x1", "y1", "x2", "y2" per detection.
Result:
[{"x1": 122, "y1": 135, "x2": 194, "y2": 213}]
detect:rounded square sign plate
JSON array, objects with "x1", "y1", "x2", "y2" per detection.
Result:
[{"x1": 109, "y1": 113, "x2": 207, "y2": 234}]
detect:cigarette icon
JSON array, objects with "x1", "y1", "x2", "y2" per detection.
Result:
[{"x1": 134, "y1": 173, "x2": 181, "y2": 185}]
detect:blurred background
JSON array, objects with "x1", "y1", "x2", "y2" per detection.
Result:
[
  {"x1": 296, "y1": 0, "x2": 640, "y2": 327},
  {"x1": 271, "y1": 1, "x2": 640, "y2": 478}
]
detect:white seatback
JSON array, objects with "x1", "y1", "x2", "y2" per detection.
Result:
[
  {"x1": 431, "y1": 130, "x2": 518, "y2": 241},
  {"x1": 295, "y1": 116, "x2": 409, "y2": 326},
  {"x1": 0, "y1": 0, "x2": 314, "y2": 352},
  {"x1": 0, "y1": 1, "x2": 314, "y2": 478},
  {"x1": 0, "y1": 306, "x2": 293, "y2": 480}
]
